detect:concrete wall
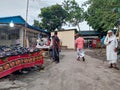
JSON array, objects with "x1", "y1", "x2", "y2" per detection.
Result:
[{"x1": 51, "y1": 30, "x2": 75, "y2": 49}]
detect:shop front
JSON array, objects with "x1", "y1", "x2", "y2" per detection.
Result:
[
  {"x1": 79, "y1": 31, "x2": 102, "y2": 48},
  {"x1": 0, "y1": 16, "x2": 49, "y2": 78},
  {"x1": 0, "y1": 16, "x2": 49, "y2": 47}
]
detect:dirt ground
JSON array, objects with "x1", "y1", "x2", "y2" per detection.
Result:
[
  {"x1": 86, "y1": 48, "x2": 106, "y2": 61},
  {"x1": 0, "y1": 49, "x2": 120, "y2": 90}
]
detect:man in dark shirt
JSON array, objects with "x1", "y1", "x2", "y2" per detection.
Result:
[{"x1": 53, "y1": 31, "x2": 60, "y2": 63}]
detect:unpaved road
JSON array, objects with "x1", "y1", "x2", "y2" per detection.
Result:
[{"x1": 0, "y1": 49, "x2": 120, "y2": 90}]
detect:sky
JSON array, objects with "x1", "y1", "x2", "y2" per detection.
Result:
[{"x1": 0, "y1": 0, "x2": 92, "y2": 31}]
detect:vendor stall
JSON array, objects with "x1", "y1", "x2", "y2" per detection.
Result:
[
  {"x1": 0, "y1": 16, "x2": 50, "y2": 78},
  {"x1": 0, "y1": 50, "x2": 43, "y2": 78},
  {"x1": 36, "y1": 39, "x2": 50, "y2": 58},
  {"x1": 0, "y1": 16, "x2": 50, "y2": 47}
]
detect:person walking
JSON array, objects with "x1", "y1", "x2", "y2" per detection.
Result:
[
  {"x1": 75, "y1": 33, "x2": 85, "y2": 61},
  {"x1": 104, "y1": 30, "x2": 119, "y2": 70},
  {"x1": 53, "y1": 31, "x2": 60, "y2": 63}
]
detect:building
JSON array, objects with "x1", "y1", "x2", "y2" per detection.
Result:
[
  {"x1": 0, "y1": 16, "x2": 49, "y2": 47},
  {"x1": 79, "y1": 31, "x2": 102, "y2": 48},
  {"x1": 51, "y1": 29, "x2": 75, "y2": 49}
]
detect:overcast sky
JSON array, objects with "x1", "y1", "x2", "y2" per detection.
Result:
[{"x1": 0, "y1": 0, "x2": 92, "y2": 30}]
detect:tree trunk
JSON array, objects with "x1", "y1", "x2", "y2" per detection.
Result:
[{"x1": 77, "y1": 24, "x2": 80, "y2": 32}]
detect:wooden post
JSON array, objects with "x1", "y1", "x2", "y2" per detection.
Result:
[{"x1": 24, "y1": 0, "x2": 29, "y2": 47}]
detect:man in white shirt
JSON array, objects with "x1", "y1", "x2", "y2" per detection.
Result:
[{"x1": 104, "y1": 30, "x2": 119, "y2": 70}]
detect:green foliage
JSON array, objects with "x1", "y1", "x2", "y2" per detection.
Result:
[
  {"x1": 62, "y1": 0, "x2": 84, "y2": 31},
  {"x1": 33, "y1": 20, "x2": 42, "y2": 28},
  {"x1": 34, "y1": 0, "x2": 84, "y2": 32},
  {"x1": 84, "y1": 0, "x2": 120, "y2": 32},
  {"x1": 36, "y1": 4, "x2": 68, "y2": 32}
]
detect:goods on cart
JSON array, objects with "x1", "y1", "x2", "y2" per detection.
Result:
[
  {"x1": 0, "y1": 45, "x2": 43, "y2": 78},
  {"x1": 0, "y1": 45, "x2": 40, "y2": 58}
]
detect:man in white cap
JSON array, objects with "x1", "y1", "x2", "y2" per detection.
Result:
[{"x1": 104, "y1": 30, "x2": 119, "y2": 70}]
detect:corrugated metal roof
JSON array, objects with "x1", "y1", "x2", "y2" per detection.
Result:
[
  {"x1": 0, "y1": 16, "x2": 25, "y2": 25},
  {"x1": 79, "y1": 31, "x2": 101, "y2": 36},
  {"x1": 0, "y1": 16, "x2": 50, "y2": 35}
]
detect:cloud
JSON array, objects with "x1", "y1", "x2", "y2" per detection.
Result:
[{"x1": 0, "y1": 0, "x2": 91, "y2": 30}]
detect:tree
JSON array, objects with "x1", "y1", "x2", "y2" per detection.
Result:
[
  {"x1": 33, "y1": 20, "x2": 42, "y2": 28},
  {"x1": 62, "y1": 0, "x2": 84, "y2": 31},
  {"x1": 34, "y1": 4, "x2": 68, "y2": 32},
  {"x1": 84, "y1": 0, "x2": 120, "y2": 33}
]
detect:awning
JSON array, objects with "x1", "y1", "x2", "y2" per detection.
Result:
[{"x1": 0, "y1": 16, "x2": 50, "y2": 35}]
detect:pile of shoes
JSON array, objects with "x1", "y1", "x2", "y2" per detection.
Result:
[{"x1": 0, "y1": 45, "x2": 40, "y2": 58}]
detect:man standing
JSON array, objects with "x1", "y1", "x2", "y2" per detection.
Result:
[
  {"x1": 53, "y1": 31, "x2": 60, "y2": 63},
  {"x1": 104, "y1": 30, "x2": 119, "y2": 70},
  {"x1": 75, "y1": 34, "x2": 85, "y2": 61}
]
